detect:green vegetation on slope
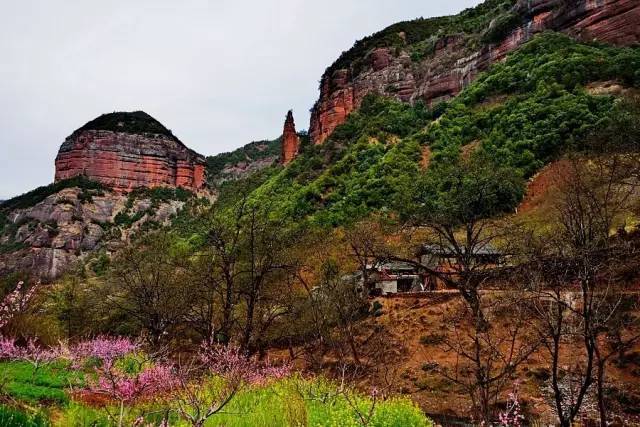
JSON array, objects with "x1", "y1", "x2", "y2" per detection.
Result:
[
  {"x1": 326, "y1": 0, "x2": 517, "y2": 76},
  {"x1": 426, "y1": 32, "x2": 640, "y2": 175},
  {"x1": 205, "y1": 132, "x2": 310, "y2": 188},
  {"x1": 206, "y1": 138, "x2": 282, "y2": 177},
  {"x1": 0, "y1": 177, "x2": 107, "y2": 212},
  {"x1": 205, "y1": 137, "x2": 283, "y2": 187},
  {"x1": 239, "y1": 33, "x2": 640, "y2": 227},
  {"x1": 250, "y1": 96, "x2": 430, "y2": 226}
]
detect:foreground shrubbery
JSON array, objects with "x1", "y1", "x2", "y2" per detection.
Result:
[{"x1": 0, "y1": 337, "x2": 431, "y2": 426}]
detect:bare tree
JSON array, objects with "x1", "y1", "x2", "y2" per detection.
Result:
[
  {"x1": 105, "y1": 231, "x2": 192, "y2": 345},
  {"x1": 397, "y1": 157, "x2": 533, "y2": 423},
  {"x1": 236, "y1": 204, "x2": 295, "y2": 354},
  {"x1": 522, "y1": 144, "x2": 639, "y2": 426},
  {"x1": 430, "y1": 286, "x2": 538, "y2": 423}
]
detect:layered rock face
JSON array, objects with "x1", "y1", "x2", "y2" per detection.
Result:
[
  {"x1": 0, "y1": 187, "x2": 188, "y2": 280},
  {"x1": 281, "y1": 110, "x2": 300, "y2": 165},
  {"x1": 55, "y1": 112, "x2": 206, "y2": 193},
  {"x1": 310, "y1": 0, "x2": 640, "y2": 145}
]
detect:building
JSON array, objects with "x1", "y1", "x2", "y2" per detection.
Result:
[
  {"x1": 365, "y1": 261, "x2": 426, "y2": 296},
  {"x1": 418, "y1": 244, "x2": 504, "y2": 290}
]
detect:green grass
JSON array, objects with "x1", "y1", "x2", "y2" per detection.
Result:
[
  {"x1": 1, "y1": 363, "x2": 431, "y2": 426},
  {"x1": 0, "y1": 405, "x2": 49, "y2": 427},
  {"x1": 0, "y1": 361, "x2": 81, "y2": 404}
]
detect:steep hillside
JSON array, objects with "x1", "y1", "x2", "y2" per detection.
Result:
[
  {"x1": 310, "y1": 0, "x2": 640, "y2": 144},
  {"x1": 0, "y1": 179, "x2": 197, "y2": 280},
  {"x1": 205, "y1": 138, "x2": 282, "y2": 187},
  {"x1": 205, "y1": 131, "x2": 310, "y2": 187},
  {"x1": 243, "y1": 33, "x2": 640, "y2": 226}
]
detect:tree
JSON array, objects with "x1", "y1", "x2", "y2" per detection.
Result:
[
  {"x1": 408, "y1": 156, "x2": 523, "y2": 329},
  {"x1": 401, "y1": 156, "x2": 534, "y2": 423},
  {"x1": 535, "y1": 151, "x2": 638, "y2": 426},
  {"x1": 188, "y1": 197, "x2": 297, "y2": 353},
  {"x1": 0, "y1": 281, "x2": 38, "y2": 333},
  {"x1": 104, "y1": 231, "x2": 192, "y2": 345},
  {"x1": 172, "y1": 343, "x2": 290, "y2": 427},
  {"x1": 235, "y1": 204, "x2": 295, "y2": 354}
]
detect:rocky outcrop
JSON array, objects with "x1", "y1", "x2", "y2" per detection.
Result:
[
  {"x1": 281, "y1": 111, "x2": 301, "y2": 165},
  {"x1": 0, "y1": 187, "x2": 187, "y2": 280},
  {"x1": 310, "y1": 0, "x2": 640, "y2": 145},
  {"x1": 55, "y1": 112, "x2": 206, "y2": 193}
]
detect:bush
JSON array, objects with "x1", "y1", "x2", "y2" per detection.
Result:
[{"x1": 481, "y1": 12, "x2": 523, "y2": 44}]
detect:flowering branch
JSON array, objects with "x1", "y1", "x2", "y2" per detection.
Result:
[
  {"x1": 0, "y1": 282, "x2": 38, "y2": 332},
  {"x1": 173, "y1": 343, "x2": 291, "y2": 427},
  {"x1": 498, "y1": 382, "x2": 525, "y2": 427}
]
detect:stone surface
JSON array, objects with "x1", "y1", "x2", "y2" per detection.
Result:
[
  {"x1": 309, "y1": 0, "x2": 640, "y2": 145},
  {"x1": 0, "y1": 187, "x2": 188, "y2": 281},
  {"x1": 55, "y1": 113, "x2": 206, "y2": 193},
  {"x1": 281, "y1": 110, "x2": 301, "y2": 165}
]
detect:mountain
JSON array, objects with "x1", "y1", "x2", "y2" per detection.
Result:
[
  {"x1": 55, "y1": 111, "x2": 206, "y2": 193},
  {"x1": 0, "y1": 179, "x2": 196, "y2": 280},
  {"x1": 309, "y1": 0, "x2": 640, "y2": 145},
  {"x1": 241, "y1": 32, "x2": 640, "y2": 226},
  {"x1": 1, "y1": 110, "x2": 210, "y2": 280},
  {"x1": 205, "y1": 138, "x2": 282, "y2": 187}
]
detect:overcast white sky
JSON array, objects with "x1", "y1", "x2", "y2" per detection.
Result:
[{"x1": 0, "y1": 0, "x2": 482, "y2": 199}]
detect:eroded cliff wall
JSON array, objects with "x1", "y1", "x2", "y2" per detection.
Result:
[
  {"x1": 54, "y1": 112, "x2": 206, "y2": 193},
  {"x1": 310, "y1": 0, "x2": 640, "y2": 145}
]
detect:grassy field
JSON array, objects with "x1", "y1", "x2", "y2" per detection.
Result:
[{"x1": 0, "y1": 361, "x2": 431, "y2": 427}]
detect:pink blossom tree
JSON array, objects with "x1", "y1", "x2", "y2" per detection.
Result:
[
  {"x1": 69, "y1": 336, "x2": 140, "y2": 368},
  {"x1": 0, "y1": 281, "x2": 38, "y2": 332},
  {"x1": 172, "y1": 343, "x2": 291, "y2": 427},
  {"x1": 498, "y1": 382, "x2": 525, "y2": 427},
  {"x1": 0, "y1": 336, "x2": 62, "y2": 381},
  {"x1": 83, "y1": 356, "x2": 176, "y2": 427}
]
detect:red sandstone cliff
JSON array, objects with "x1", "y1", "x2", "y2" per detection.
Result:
[
  {"x1": 54, "y1": 112, "x2": 206, "y2": 193},
  {"x1": 310, "y1": 0, "x2": 640, "y2": 145},
  {"x1": 281, "y1": 110, "x2": 300, "y2": 165}
]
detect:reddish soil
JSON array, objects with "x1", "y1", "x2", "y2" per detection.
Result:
[{"x1": 518, "y1": 160, "x2": 571, "y2": 214}]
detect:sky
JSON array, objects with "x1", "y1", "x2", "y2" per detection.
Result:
[{"x1": 0, "y1": 0, "x2": 482, "y2": 199}]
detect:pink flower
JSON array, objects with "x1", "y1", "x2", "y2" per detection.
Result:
[
  {"x1": 0, "y1": 337, "x2": 61, "y2": 364},
  {"x1": 70, "y1": 336, "x2": 139, "y2": 366},
  {"x1": 0, "y1": 282, "x2": 38, "y2": 331},
  {"x1": 499, "y1": 382, "x2": 525, "y2": 427},
  {"x1": 199, "y1": 343, "x2": 291, "y2": 386},
  {"x1": 86, "y1": 363, "x2": 177, "y2": 403},
  {"x1": 0, "y1": 336, "x2": 20, "y2": 359}
]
